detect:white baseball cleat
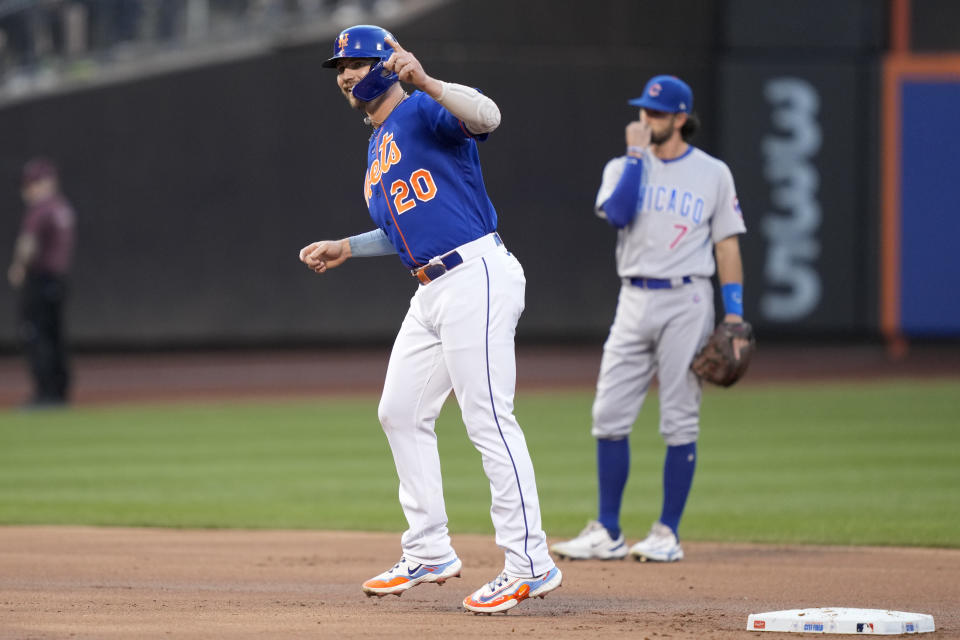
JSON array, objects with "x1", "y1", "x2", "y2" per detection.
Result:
[
  {"x1": 629, "y1": 521, "x2": 684, "y2": 562},
  {"x1": 361, "y1": 555, "x2": 462, "y2": 597},
  {"x1": 550, "y1": 520, "x2": 628, "y2": 560},
  {"x1": 462, "y1": 567, "x2": 562, "y2": 614}
]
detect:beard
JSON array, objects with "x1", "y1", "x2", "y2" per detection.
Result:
[
  {"x1": 648, "y1": 114, "x2": 678, "y2": 145},
  {"x1": 650, "y1": 125, "x2": 674, "y2": 145},
  {"x1": 342, "y1": 85, "x2": 394, "y2": 116},
  {"x1": 341, "y1": 86, "x2": 365, "y2": 110}
]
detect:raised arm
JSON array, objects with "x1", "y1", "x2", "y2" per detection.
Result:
[{"x1": 384, "y1": 36, "x2": 500, "y2": 134}]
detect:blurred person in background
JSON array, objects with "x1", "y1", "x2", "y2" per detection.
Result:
[
  {"x1": 8, "y1": 157, "x2": 76, "y2": 408},
  {"x1": 80, "y1": 0, "x2": 141, "y2": 56},
  {"x1": 0, "y1": 1, "x2": 74, "y2": 82},
  {"x1": 0, "y1": 27, "x2": 9, "y2": 77},
  {"x1": 0, "y1": 5, "x2": 35, "y2": 68}
]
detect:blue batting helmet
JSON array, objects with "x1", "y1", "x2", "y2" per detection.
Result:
[
  {"x1": 322, "y1": 24, "x2": 395, "y2": 67},
  {"x1": 322, "y1": 24, "x2": 398, "y2": 101},
  {"x1": 629, "y1": 75, "x2": 693, "y2": 114}
]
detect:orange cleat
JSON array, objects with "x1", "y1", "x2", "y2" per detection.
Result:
[{"x1": 462, "y1": 567, "x2": 562, "y2": 614}]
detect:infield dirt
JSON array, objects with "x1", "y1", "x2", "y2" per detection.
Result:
[
  {"x1": 2, "y1": 345, "x2": 959, "y2": 638},
  {"x1": 1, "y1": 526, "x2": 958, "y2": 639}
]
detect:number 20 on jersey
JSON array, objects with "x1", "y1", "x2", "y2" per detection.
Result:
[{"x1": 365, "y1": 132, "x2": 438, "y2": 215}]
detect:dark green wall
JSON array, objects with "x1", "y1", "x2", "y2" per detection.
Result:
[{"x1": 1, "y1": 0, "x2": 891, "y2": 348}]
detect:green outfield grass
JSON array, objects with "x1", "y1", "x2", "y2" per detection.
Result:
[{"x1": 1, "y1": 379, "x2": 958, "y2": 547}]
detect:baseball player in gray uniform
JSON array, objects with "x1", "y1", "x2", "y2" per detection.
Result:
[{"x1": 551, "y1": 75, "x2": 747, "y2": 562}]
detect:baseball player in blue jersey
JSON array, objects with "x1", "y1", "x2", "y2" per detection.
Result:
[
  {"x1": 551, "y1": 75, "x2": 748, "y2": 563},
  {"x1": 299, "y1": 25, "x2": 561, "y2": 613}
]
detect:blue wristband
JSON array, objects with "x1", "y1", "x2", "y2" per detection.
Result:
[{"x1": 722, "y1": 283, "x2": 744, "y2": 317}]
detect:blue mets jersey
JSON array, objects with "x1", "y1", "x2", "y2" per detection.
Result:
[{"x1": 363, "y1": 90, "x2": 498, "y2": 269}]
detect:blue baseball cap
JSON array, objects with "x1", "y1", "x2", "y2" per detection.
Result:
[{"x1": 628, "y1": 75, "x2": 693, "y2": 113}]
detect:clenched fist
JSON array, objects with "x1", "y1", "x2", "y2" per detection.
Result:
[{"x1": 299, "y1": 239, "x2": 351, "y2": 274}]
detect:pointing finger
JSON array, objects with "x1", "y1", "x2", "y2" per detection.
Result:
[{"x1": 384, "y1": 36, "x2": 404, "y2": 53}]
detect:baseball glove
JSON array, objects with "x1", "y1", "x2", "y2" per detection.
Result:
[{"x1": 690, "y1": 321, "x2": 756, "y2": 387}]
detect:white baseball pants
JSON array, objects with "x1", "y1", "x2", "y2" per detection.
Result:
[{"x1": 377, "y1": 234, "x2": 554, "y2": 578}]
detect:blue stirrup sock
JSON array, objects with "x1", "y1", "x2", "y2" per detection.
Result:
[
  {"x1": 659, "y1": 442, "x2": 697, "y2": 536},
  {"x1": 597, "y1": 437, "x2": 630, "y2": 540}
]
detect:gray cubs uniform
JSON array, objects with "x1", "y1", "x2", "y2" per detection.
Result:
[
  {"x1": 550, "y1": 74, "x2": 747, "y2": 564},
  {"x1": 592, "y1": 146, "x2": 746, "y2": 443}
]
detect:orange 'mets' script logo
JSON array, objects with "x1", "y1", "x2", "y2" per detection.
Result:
[{"x1": 338, "y1": 32, "x2": 349, "y2": 51}]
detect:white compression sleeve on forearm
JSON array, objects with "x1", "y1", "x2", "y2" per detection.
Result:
[
  {"x1": 348, "y1": 228, "x2": 395, "y2": 257},
  {"x1": 436, "y1": 82, "x2": 501, "y2": 134}
]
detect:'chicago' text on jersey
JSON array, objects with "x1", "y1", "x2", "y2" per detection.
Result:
[{"x1": 639, "y1": 183, "x2": 705, "y2": 224}]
